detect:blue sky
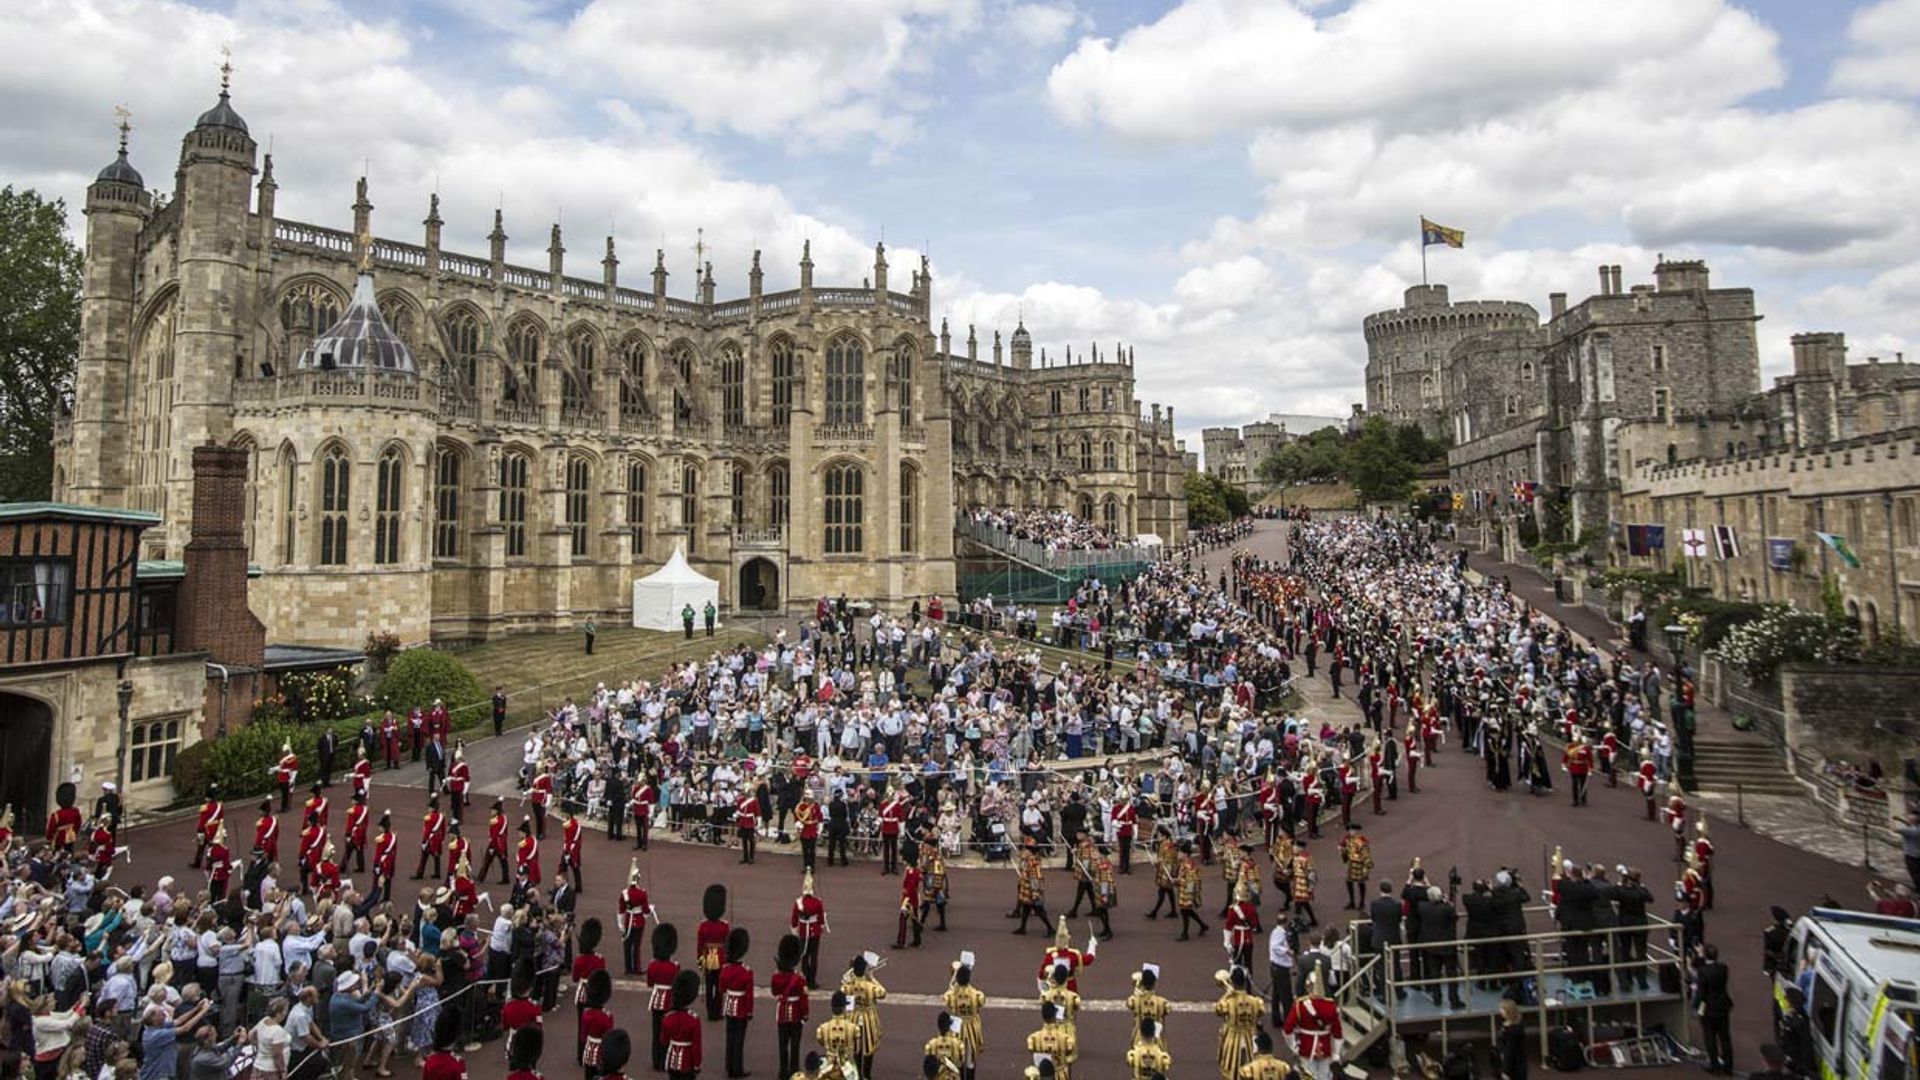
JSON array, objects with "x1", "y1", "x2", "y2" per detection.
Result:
[{"x1": 7, "y1": 0, "x2": 1920, "y2": 450}]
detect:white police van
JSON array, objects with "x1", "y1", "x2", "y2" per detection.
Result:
[{"x1": 1773, "y1": 908, "x2": 1919, "y2": 1080}]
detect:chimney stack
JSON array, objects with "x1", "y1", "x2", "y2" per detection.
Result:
[{"x1": 1549, "y1": 292, "x2": 1566, "y2": 319}]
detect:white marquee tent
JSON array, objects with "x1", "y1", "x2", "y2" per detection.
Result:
[{"x1": 630, "y1": 546, "x2": 720, "y2": 631}]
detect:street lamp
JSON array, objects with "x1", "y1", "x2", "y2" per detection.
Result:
[
  {"x1": 1662, "y1": 624, "x2": 1697, "y2": 792},
  {"x1": 115, "y1": 678, "x2": 135, "y2": 795}
]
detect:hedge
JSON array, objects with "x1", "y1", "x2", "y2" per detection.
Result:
[
  {"x1": 379, "y1": 649, "x2": 486, "y2": 715},
  {"x1": 1660, "y1": 595, "x2": 1766, "y2": 651}
]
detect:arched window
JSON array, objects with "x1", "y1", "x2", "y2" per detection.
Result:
[
  {"x1": 279, "y1": 444, "x2": 298, "y2": 564},
  {"x1": 824, "y1": 463, "x2": 864, "y2": 554},
  {"x1": 433, "y1": 447, "x2": 462, "y2": 559},
  {"x1": 1102, "y1": 439, "x2": 1117, "y2": 470},
  {"x1": 378, "y1": 294, "x2": 417, "y2": 355},
  {"x1": 768, "y1": 463, "x2": 790, "y2": 527},
  {"x1": 318, "y1": 446, "x2": 350, "y2": 566},
  {"x1": 893, "y1": 341, "x2": 916, "y2": 421},
  {"x1": 681, "y1": 465, "x2": 700, "y2": 553},
  {"x1": 131, "y1": 296, "x2": 177, "y2": 516},
  {"x1": 719, "y1": 345, "x2": 745, "y2": 428},
  {"x1": 1102, "y1": 387, "x2": 1114, "y2": 411},
  {"x1": 825, "y1": 336, "x2": 864, "y2": 425},
  {"x1": 443, "y1": 309, "x2": 482, "y2": 389},
  {"x1": 280, "y1": 281, "x2": 342, "y2": 366},
  {"x1": 565, "y1": 457, "x2": 590, "y2": 557},
  {"x1": 618, "y1": 335, "x2": 648, "y2": 415},
  {"x1": 499, "y1": 451, "x2": 529, "y2": 558},
  {"x1": 1521, "y1": 361, "x2": 1536, "y2": 382},
  {"x1": 770, "y1": 338, "x2": 796, "y2": 428},
  {"x1": 626, "y1": 461, "x2": 647, "y2": 557},
  {"x1": 729, "y1": 463, "x2": 745, "y2": 524},
  {"x1": 1078, "y1": 386, "x2": 1090, "y2": 411},
  {"x1": 505, "y1": 319, "x2": 541, "y2": 405},
  {"x1": 669, "y1": 342, "x2": 697, "y2": 425},
  {"x1": 374, "y1": 447, "x2": 403, "y2": 565},
  {"x1": 1102, "y1": 497, "x2": 1118, "y2": 533},
  {"x1": 899, "y1": 464, "x2": 917, "y2": 553},
  {"x1": 1079, "y1": 438, "x2": 1093, "y2": 471},
  {"x1": 1077, "y1": 493, "x2": 1094, "y2": 520},
  {"x1": 565, "y1": 328, "x2": 596, "y2": 412}
]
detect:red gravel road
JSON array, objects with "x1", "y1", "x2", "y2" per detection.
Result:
[{"x1": 117, "y1": 521, "x2": 1872, "y2": 1079}]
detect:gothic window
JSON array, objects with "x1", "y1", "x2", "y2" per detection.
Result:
[
  {"x1": 565, "y1": 327, "x2": 596, "y2": 412},
  {"x1": 825, "y1": 336, "x2": 864, "y2": 425},
  {"x1": 681, "y1": 465, "x2": 700, "y2": 553},
  {"x1": 823, "y1": 462, "x2": 864, "y2": 555},
  {"x1": 1080, "y1": 438, "x2": 1093, "y2": 471},
  {"x1": 1521, "y1": 361, "x2": 1536, "y2": 382},
  {"x1": 1102, "y1": 387, "x2": 1114, "y2": 411},
  {"x1": 279, "y1": 444, "x2": 298, "y2": 564},
  {"x1": 500, "y1": 451, "x2": 529, "y2": 558},
  {"x1": 378, "y1": 294, "x2": 417, "y2": 355},
  {"x1": 669, "y1": 342, "x2": 697, "y2": 425},
  {"x1": 1102, "y1": 439, "x2": 1117, "y2": 470},
  {"x1": 893, "y1": 341, "x2": 916, "y2": 422},
  {"x1": 618, "y1": 334, "x2": 649, "y2": 414},
  {"x1": 505, "y1": 318, "x2": 541, "y2": 405},
  {"x1": 1078, "y1": 386, "x2": 1090, "y2": 411},
  {"x1": 771, "y1": 338, "x2": 796, "y2": 428},
  {"x1": 374, "y1": 447, "x2": 403, "y2": 565},
  {"x1": 131, "y1": 296, "x2": 177, "y2": 516},
  {"x1": 433, "y1": 448, "x2": 462, "y2": 559},
  {"x1": 626, "y1": 461, "x2": 647, "y2": 557},
  {"x1": 1077, "y1": 493, "x2": 1094, "y2": 520},
  {"x1": 1049, "y1": 389, "x2": 1061, "y2": 415},
  {"x1": 443, "y1": 309, "x2": 482, "y2": 389},
  {"x1": 720, "y1": 345, "x2": 746, "y2": 428},
  {"x1": 565, "y1": 457, "x2": 590, "y2": 558},
  {"x1": 729, "y1": 464, "x2": 745, "y2": 525},
  {"x1": 1506, "y1": 395, "x2": 1518, "y2": 416},
  {"x1": 318, "y1": 446, "x2": 350, "y2": 566},
  {"x1": 280, "y1": 281, "x2": 343, "y2": 366},
  {"x1": 1102, "y1": 497, "x2": 1118, "y2": 533},
  {"x1": 899, "y1": 464, "x2": 917, "y2": 553},
  {"x1": 768, "y1": 463, "x2": 790, "y2": 528}
]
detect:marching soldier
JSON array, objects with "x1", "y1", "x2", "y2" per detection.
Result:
[
  {"x1": 1175, "y1": 841, "x2": 1209, "y2": 941},
  {"x1": 205, "y1": 821, "x2": 233, "y2": 901},
  {"x1": 943, "y1": 956, "x2": 985, "y2": 1080},
  {"x1": 445, "y1": 824, "x2": 471, "y2": 886},
  {"x1": 505, "y1": 1023, "x2": 544, "y2": 1080},
  {"x1": 735, "y1": 785, "x2": 760, "y2": 865},
  {"x1": 793, "y1": 788, "x2": 822, "y2": 872},
  {"x1": 1223, "y1": 880, "x2": 1261, "y2": 971},
  {"x1": 276, "y1": 740, "x2": 299, "y2": 810},
  {"x1": 698, "y1": 885, "x2": 732, "y2": 1021},
  {"x1": 815, "y1": 993, "x2": 860, "y2": 1078},
  {"x1": 44, "y1": 783, "x2": 80, "y2": 853},
  {"x1": 528, "y1": 761, "x2": 554, "y2": 838},
  {"x1": 480, "y1": 798, "x2": 511, "y2": 885},
  {"x1": 719, "y1": 929, "x2": 754, "y2": 1079},
  {"x1": 1563, "y1": 734, "x2": 1594, "y2": 806},
  {"x1": 790, "y1": 871, "x2": 828, "y2": 989},
  {"x1": 1636, "y1": 757, "x2": 1659, "y2": 820},
  {"x1": 1039, "y1": 965, "x2": 1081, "y2": 1037},
  {"x1": 1368, "y1": 737, "x2": 1388, "y2": 816},
  {"x1": 296, "y1": 811, "x2": 324, "y2": 893},
  {"x1": 661, "y1": 972, "x2": 705, "y2": 1080},
  {"x1": 1038, "y1": 916, "x2": 1097, "y2": 993},
  {"x1": 1239, "y1": 1030, "x2": 1293, "y2": 1080},
  {"x1": 1405, "y1": 720, "x2": 1423, "y2": 794},
  {"x1": 344, "y1": 791, "x2": 369, "y2": 873},
  {"x1": 895, "y1": 856, "x2": 925, "y2": 949},
  {"x1": 1665, "y1": 783, "x2": 1688, "y2": 862},
  {"x1": 304, "y1": 780, "x2": 330, "y2": 831},
  {"x1": 1125, "y1": 964, "x2": 1169, "y2": 1048},
  {"x1": 919, "y1": 843, "x2": 950, "y2": 932},
  {"x1": 1145, "y1": 830, "x2": 1179, "y2": 919},
  {"x1": 253, "y1": 798, "x2": 279, "y2": 864},
  {"x1": 1025, "y1": 1002, "x2": 1077, "y2": 1080},
  {"x1": 1086, "y1": 845, "x2": 1118, "y2": 941},
  {"x1": 1010, "y1": 838, "x2": 1050, "y2": 934},
  {"x1": 192, "y1": 785, "x2": 222, "y2": 869},
  {"x1": 1215, "y1": 967, "x2": 1263, "y2": 1080},
  {"x1": 1270, "y1": 830, "x2": 1296, "y2": 913},
  {"x1": 578, "y1": 970, "x2": 614, "y2": 1074},
  {"x1": 1111, "y1": 789, "x2": 1138, "y2": 873},
  {"x1": 1692, "y1": 819, "x2": 1715, "y2": 909},
  {"x1": 619, "y1": 859, "x2": 655, "y2": 975},
  {"x1": 842, "y1": 952, "x2": 887, "y2": 1080},
  {"x1": 1283, "y1": 969, "x2": 1343, "y2": 1080},
  {"x1": 1291, "y1": 840, "x2": 1318, "y2": 926},
  {"x1": 448, "y1": 743, "x2": 471, "y2": 822},
  {"x1": 351, "y1": 744, "x2": 373, "y2": 802},
  {"x1": 1125, "y1": 1019, "x2": 1171, "y2": 1080},
  {"x1": 560, "y1": 808, "x2": 585, "y2": 892},
  {"x1": 1340, "y1": 821, "x2": 1374, "y2": 910},
  {"x1": 771, "y1": 935, "x2": 810, "y2": 1080},
  {"x1": 372, "y1": 810, "x2": 397, "y2": 885},
  {"x1": 631, "y1": 771, "x2": 657, "y2": 851},
  {"x1": 1217, "y1": 839, "x2": 1245, "y2": 918},
  {"x1": 924, "y1": 1013, "x2": 966, "y2": 1080},
  {"x1": 414, "y1": 796, "x2": 447, "y2": 880},
  {"x1": 515, "y1": 816, "x2": 541, "y2": 890},
  {"x1": 646, "y1": 924, "x2": 681, "y2": 1073}
]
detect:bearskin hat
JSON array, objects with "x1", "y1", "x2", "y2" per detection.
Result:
[
  {"x1": 55, "y1": 783, "x2": 76, "y2": 810},
  {"x1": 1255, "y1": 1030, "x2": 1274, "y2": 1053},
  {"x1": 507, "y1": 1025, "x2": 543, "y2": 1071},
  {"x1": 652, "y1": 922, "x2": 678, "y2": 961},
  {"x1": 671, "y1": 971, "x2": 700, "y2": 1010},
  {"x1": 597, "y1": 1030, "x2": 631, "y2": 1075},
  {"x1": 726, "y1": 927, "x2": 749, "y2": 964},
  {"x1": 775, "y1": 934, "x2": 801, "y2": 974},
  {"x1": 577, "y1": 917, "x2": 603, "y2": 955},
  {"x1": 584, "y1": 969, "x2": 612, "y2": 1010},
  {"x1": 702, "y1": 884, "x2": 727, "y2": 921},
  {"x1": 922, "y1": 1055, "x2": 941, "y2": 1079}
]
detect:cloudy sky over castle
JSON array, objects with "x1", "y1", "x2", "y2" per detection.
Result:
[{"x1": 8, "y1": 0, "x2": 1918, "y2": 441}]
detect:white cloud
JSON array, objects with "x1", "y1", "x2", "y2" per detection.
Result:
[
  {"x1": 1002, "y1": 2, "x2": 1079, "y2": 47},
  {"x1": 1831, "y1": 0, "x2": 1920, "y2": 96},
  {"x1": 1173, "y1": 256, "x2": 1274, "y2": 310}
]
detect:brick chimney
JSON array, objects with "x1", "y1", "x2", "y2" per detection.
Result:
[{"x1": 180, "y1": 441, "x2": 267, "y2": 732}]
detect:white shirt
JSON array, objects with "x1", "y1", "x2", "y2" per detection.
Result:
[
  {"x1": 250, "y1": 938, "x2": 284, "y2": 985},
  {"x1": 1268, "y1": 925, "x2": 1294, "y2": 967}
]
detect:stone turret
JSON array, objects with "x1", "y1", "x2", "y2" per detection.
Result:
[
  {"x1": 423, "y1": 193, "x2": 442, "y2": 273},
  {"x1": 548, "y1": 223, "x2": 565, "y2": 292},
  {"x1": 1011, "y1": 320, "x2": 1032, "y2": 370},
  {"x1": 488, "y1": 209, "x2": 507, "y2": 283},
  {"x1": 67, "y1": 115, "x2": 152, "y2": 505},
  {"x1": 602, "y1": 235, "x2": 618, "y2": 294}
]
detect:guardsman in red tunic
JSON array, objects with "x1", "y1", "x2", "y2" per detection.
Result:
[
  {"x1": 480, "y1": 798, "x2": 511, "y2": 884},
  {"x1": 1665, "y1": 786, "x2": 1688, "y2": 862},
  {"x1": 576, "y1": 969, "x2": 614, "y2": 1074},
  {"x1": 718, "y1": 928, "x2": 755, "y2": 1078},
  {"x1": 734, "y1": 789, "x2": 759, "y2": 865},
  {"x1": 630, "y1": 774, "x2": 657, "y2": 852},
  {"x1": 372, "y1": 811, "x2": 398, "y2": 884},
  {"x1": 1600, "y1": 731, "x2": 1622, "y2": 787},
  {"x1": 297, "y1": 813, "x2": 325, "y2": 893},
  {"x1": 275, "y1": 742, "x2": 299, "y2": 811},
  {"x1": 660, "y1": 972, "x2": 704, "y2": 1079},
  {"x1": 791, "y1": 790, "x2": 822, "y2": 872},
  {"x1": 344, "y1": 791, "x2": 370, "y2": 873},
  {"x1": 528, "y1": 767, "x2": 554, "y2": 839},
  {"x1": 1257, "y1": 771, "x2": 1282, "y2": 847},
  {"x1": 205, "y1": 821, "x2": 234, "y2": 900},
  {"x1": 192, "y1": 786, "x2": 223, "y2": 869},
  {"x1": 415, "y1": 797, "x2": 448, "y2": 880},
  {"x1": 450, "y1": 855, "x2": 479, "y2": 919},
  {"x1": 504, "y1": 1025, "x2": 543, "y2": 1080},
  {"x1": 445, "y1": 826, "x2": 471, "y2": 885},
  {"x1": 572, "y1": 917, "x2": 609, "y2": 1024},
  {"x1": 515, "y1": 817, "x2": 540, "y2": 884},
  {"x1": 311, "y1": 841, "x2": 342, "y2": 898},
  {"x1": 1404, "y1": 721, "x2": 1423, "y2": 794},
  {"x1": 618, "y1": 859, "x2": 654, "y2": 975},
  {"x1": 645, "y1": 924, "x2": 681, "y2": 1072},
  {"x1": 88, "y1": 814, "x2": 116, "y2": 877},
  {"x1": 770, "y1": 935, "x2": 809, "y2": 1079},
  {"x1": 351, "y1": 746, "x2": 373, "y2": 802},
  {"x1": 560, "y1": 810, "x2": 585, "y2": 891},
  {"x1": 303, "y1": 783, "x2": 330, "y2": 831},
  {"x1": 697, "y1": 884, "x2": 731, "y2": 1021},
  {"x1": 1223, "y1": 880, "x2": 1261, "y2": 971},
  {"x1": 448, "y1": 744, "x2": 471, "y2": 824},
  {"x1": 1301, "y1": 764, "x2": 1323, "y2": 839},
  {"x1": 1037, "y1": 916, "x2": 1096, "y2": 994},
  {"x1": 44, "y1": 782, "x2": 82, "y2": 853},
  {"x1": 1422, "y1": 706, "x2": 1441, "y2": 760},
  {"x1": 1636, "y1": 759, "x2": 1658, "y2": 819},
  {"x1": 1283, "y1": 970, "x2": 1344, "y2": 1080},
  {"x1": 789, "y1": 870, "x2": 828, "y2": 989},
  {"x1": 1691, "y1": 819, "x2": 1715, "y2": 909},
  {"x1": 1562, "y1": 736, "x2": 1594, "y2": 807},
  {"x1": 878, "y1": 790, "x2": 909, "y2": 875},
  {"x1": 1112, "y1": 792, "x2": 1138, "y2": 873},
  {"x1": 893, "y1": 861, "x2": 924, "y2": 950}
]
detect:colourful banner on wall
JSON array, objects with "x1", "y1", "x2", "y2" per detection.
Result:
[{"x1": 1766, "y1": 537, "x2": 1795, "y2": 571}]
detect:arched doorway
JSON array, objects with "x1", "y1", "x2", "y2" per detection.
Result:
[
  {"x1": 0, "y1": 693, "x2": 53, "y2": 825},
  {"x1": 738, "y1": 558, "x2": 780, "y2": 611}
]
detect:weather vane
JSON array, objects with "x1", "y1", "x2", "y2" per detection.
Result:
[
  {"x1": 219, "y1": 43, "x2": 234, "y2": 92},
  {"x1": 113, "y1": 105, "x2": 131, "y2": 153}
]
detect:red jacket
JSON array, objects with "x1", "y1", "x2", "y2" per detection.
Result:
[
  {"x1": 206, "y1": 843, "x2": 232, "y2": 883},
  {"x1": 421, "y1": 811, "x2": 447, "y2": 853},
  {"x1": 253, "y1": 814, "x2": 279, "y2": 861},
  {"x1": 1226, "y1": 900, "x2": 1261, "y2": 948},
  {"x1": 696, "y1": 919, "x2": 730, "y2": 973},
  {"x1": 197, "y1": 800, "x2": 224, "y2": 839},
  {"x1": 899, "y1": 866, "x2": 922, "y2": 910},
  {"x1": 570, "y1": 953, "x2": 606, "y2": 1006},
  {"x1": 578, "y1": 1007, "x2": 613, "y2": 1067},
  {"x1": 351, "y1": 759, "x2": 373, "y2": 798},
  {"x1": 487, "y1": 813, "x2": 510, "y2": 855},
  {"x1": 790, "y1": 895, "x2": 826, "y2": 940},
  {"x1": 421, "y1": 1050, "x2": 467, "y2": 1080},
  {"x1": 45, "y1": 806, "x2": 81, "y2": 848},
  {"x1": 630, "y1": 785, "x2": 656, "y2": 824},
  {"x1": 879, "y1": 795, "x2": 909, "y2": 836},
  {"x1": 619, "y1": 886, "x2": 650, "y2": 938},
  {"x1": 374, "y1": 831, "x2": 397, "y2": 878},
  {"x1": 345, "y1": 804, "x2": 370, "y2": 847},
  {"x1": 661, "y1": 1009, "x2": 702, "y2": 1072},
  {"x1": 298, "y1": 824, "x2": 325, "y2": 865},
  {"x1": 719, "y1": 961, "x2": 754, "y2": 1019},
  {"x1": 735, "y1": 794, "x2": 759, "y2": 831},
  {"x1": 304, "y1": 794, "x2": 329, "y2": 829},
  {"x1": 646, "y1": 959, "x2": 679, "y2": 1012},
  {"x1": 771, "y1": 970, "x2": 809, "y2": 1024},
  {"x1": 561, "y1": 818, "x2": 583, "y2": 867},
  {"x1": 1284, "y1": 995, "x2": 1343, "y2": 1059}
]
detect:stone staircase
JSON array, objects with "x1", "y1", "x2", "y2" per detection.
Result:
[{"x1": 1690, "y1": 735, "x2": 1804, "y2": 796}]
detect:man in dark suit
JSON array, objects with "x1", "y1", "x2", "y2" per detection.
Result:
[
  {"x1": 1556, "y1": 865, "x2": 1598, "y2": 981},
  {"x1": 1416, "y1": 885, "x2": 1466, "y2": 1008},
  {"x1": 1693, "y1": 944, "x2": 1734, "y2": 1073},
  {"x1": 1368, "y1": 880, "x2": 1406, "y2": 1000},
  {"x1": 317, "y1": 728, "x2": 339, "y2": 788},
  {"x1": 424, "y1": 736, "x2": 447, "y2": 796}
]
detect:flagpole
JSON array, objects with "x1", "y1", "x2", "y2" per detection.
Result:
[{"x1": 1420, "y1": 230, "x2": 1428, "y2": 286}]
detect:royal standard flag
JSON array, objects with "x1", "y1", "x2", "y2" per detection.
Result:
[
  {"x1": 1421, "y1": 217, "x2": 1465, "y2": 248},
  {"x1": 1814, "y1": 531, "x2": 1862, "y2": 569}
]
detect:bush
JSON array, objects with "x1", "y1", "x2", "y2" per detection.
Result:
[
  {"x1": 364, "y1": 630, "x2": 403, "y2": 672},
  {"x1": 173, "y1": 740, "x2": 213, "y2": 801},
  {"x1": 1660, "y1": 596, "x2": 1766, "y2": 651},
  {"x1": 1710, "y1": 605, "x2": 1860, "y2": 685},
  {"x1": 379, "y1": 649, "x2": 485, "y2": 716},
  {"x1": 199, "y1": 720, "x2": 311, "y2": 799},
  {"x1": 279, "y1": 669, "x2": 360, "y2": 724}
]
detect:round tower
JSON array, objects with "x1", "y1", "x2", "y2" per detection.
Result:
[
  {"x1": 1362, "y1": 284, "x2": 1538, "y2": 438},
  {"x1": 67, "y1": 116, "x2": 152, "y2": 506},
  {"x1": 1010, "y1": 319, "x2": 1032, "y2": 370}
]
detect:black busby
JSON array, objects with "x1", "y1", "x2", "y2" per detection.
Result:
[
  {"x1": 1255, "y1": 1030, "x2": 1274, "y2": 1053},
  {"x1": 954, "y1": 964, "x2": 972, "y2": 987},
  {"x1": 1049, "y1": 963, "x2": 1069, "y2": 987},
  {"x1": 804, "y1": 1052, "x2": 824, "y2": 1072},
  {"x1": 775, "y1": 934, "x2": 801, "y2": 974},
  {"x1": 583, "y1": 969, "x2": 612, "y2": 1010},
  {"x1": 258, "y1": 797, "x2": 272, "y2": 815},
  {"x1": 701, "y1": 884, "x2": 727, "y2": 921},
  {"x1": 597, "y1": 1029, "x2": 632, "y2": 1075},
  {"x1": 352, "y1": 790, "x2": 367, "y2": 804},
  {"x1": 922, "y1": 1055, "x2": 941, "y2": 1079},
  {"x1": 670, "y1": 971, "x2": 700, "y2": 1010},
  {"x1": 1230, "y1": 966, "x2": 1249, "y2": 991},
  {"x1": 830, "y1": 991, "x2": 852, "y2": 1014},
  {"x1": 55, "y1": 783, "x2": 76, "y2": 810},
  {"x1": 725, "y1": 927, "x2": 749, "y2": 964},
  {"x1": 652, "y1": 922, "x2": 678, "y2": 961},
  {"x1": 1041, "y1": 1001, "x2": 1060, "y2": 1023},
  {"x1": 507, "y1": 1025, "x2": 543, "y2": 1071},
  {"x1": 205, "y1": 783, "x2": 219, "y2": 799},
  {"x1": 577, "y1": 917, "x2": 603, "y2": 955},
  {"x1": 850, "y1": 953, "x2": 869, "y2": 976},
  {"x1": 311, "y1": 782, "x2": 323, "y2": 795},
  {"x1": 432, "y1": 1006, "x2": 461, "y2": 1051},
  {"x1": 509, "y1": 957, "x2": 536, "y2": 999}
]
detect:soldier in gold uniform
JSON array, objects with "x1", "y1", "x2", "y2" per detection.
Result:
[
  {"x1": 1175, "y1": 841, "x2": 1210, "y2": 941},
  {"x1": 942, "y1": 956, "x2": 986, "y2": 1080},
  {"x1": 1146, "y1": 830, "x2": 1179, "y2": 918},
  {"x1": 1339, "y1": 821, "x2": 1374, "y2": 910},
  {"x1": 1218, "y1": 840, "x2": 1246, "y2": 917},
  {"x1": 1024, "y1": 1001, "x2": 1077, "y2": 1080},
  {"x1": 1291, "y1": 845, "x2": 1318, "y2": 926},
  {"x1": 788, "y1": 1049, "x2": 830, "y2": 1080},
  {"x1": 1215, "y1": 966, "x2": 1264, "y2": 1079},
  {"x1": 1011, "y1": 838, "x2": 1050, "y2": 934},
  {"x1": 1270, "y1": 831, "x2": 1296, "y2": 914},
  {"x1": 1039, "y1": 965, "x2": 1081, "y2": 1036},
  {"x1": 1125, "y1": 1019, "x2": 1172, "y2": 1079},
  {"x1": 923, "y1": 1012, "x2": 966, "y2": 1080},
  {"x1": 1125, "y1": 964, "x2": 1170, "y2": 1048},
  {"x1": 841, "y1": 952, "x2": 887, "y2": 1078},
  {"x1": 814, "y1": 992, "x2": 860, "y2": 1078},
  {"x1": 1239, "y1": 1030, "x2": 1294, "y2": 1080},
  {"x1": 920, "y1": 844, "x2": 950, "y2": 931}
]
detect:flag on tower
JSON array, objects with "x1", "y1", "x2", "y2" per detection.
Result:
[{"x1": 1421, "y1": 217, "x2": 1466, "y2": 248}]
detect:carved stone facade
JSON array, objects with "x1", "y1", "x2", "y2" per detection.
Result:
[{"x1": 56, "y1": 86, "x2": 1186, "y2": 646}]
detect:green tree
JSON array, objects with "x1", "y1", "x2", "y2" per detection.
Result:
[
  {"x1": 0, "y1": 188, "x2": 82, "y2": 502},
  {"x1": 1348, "y1": 417, "x2": 1417, "y2": 504},
  {"x1": 1184, "y1": 472, "x2": 1229, "y2": 527}
]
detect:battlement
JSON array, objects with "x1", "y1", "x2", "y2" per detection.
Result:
[{"x1": 1362, "y1": 297, "x2": 1540, "y2": 341}]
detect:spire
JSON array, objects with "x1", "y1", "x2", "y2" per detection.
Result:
[
  {"x1": 254, "y1": 152, "x2": 275, "y2": 217},
  {"x1": 352, "y1": 176, "x2": 373, "y2": 273},
  {"x1": 96, "y1": 106, "x2": 144, "y2": 187},
  {"x1": 194, "y1": 47, "x2": 249, "y2": 134}
]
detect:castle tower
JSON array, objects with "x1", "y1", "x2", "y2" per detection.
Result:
[
  {"x1": 67, "y1": 114, "x2": 152, "y2": 506},
  {"x1": 1362, "y1": 283, "x2": 1538, "y2": 438},
  {"x1": 164, "y1": 63, "x2": 258, "y2": 553},
  {"x1": 1010, "y1": 319, "x2": 1032, "y2": 370}
]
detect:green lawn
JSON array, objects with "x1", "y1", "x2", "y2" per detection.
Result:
[{"x1": 449, "y1": 624, "x2": 765, "y2": 731}]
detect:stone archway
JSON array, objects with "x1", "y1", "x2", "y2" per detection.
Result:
[
  {"x1": 738, "y1": 558, "x2": 780, "y2": 612},
  {"x1": 0, "y1": 692, "x2": 54, "y2": 825}
]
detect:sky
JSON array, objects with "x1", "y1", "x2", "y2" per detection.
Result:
[{"x1": 6, "y1": 0, "x2": 1920, "y2": 453}]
